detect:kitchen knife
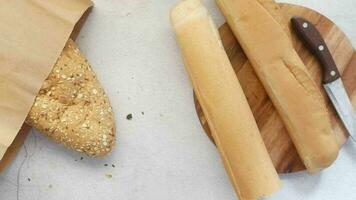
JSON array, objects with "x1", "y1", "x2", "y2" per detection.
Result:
[{"x1": 291, "y1": 16, "x2": 356, "y2": 142}]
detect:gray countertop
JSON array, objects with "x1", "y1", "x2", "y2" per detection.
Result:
[{"x1": 0, "y1": 0, "x2": 355, "y2": 199}]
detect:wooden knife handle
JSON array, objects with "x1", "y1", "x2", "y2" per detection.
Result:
[{"x1": 291, "y1": 16, "x2": 340, "y2": 84}]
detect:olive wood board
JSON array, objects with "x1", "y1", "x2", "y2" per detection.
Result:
[{"x1": 194, "y1": 3, "x2": 355, "y2": 174}]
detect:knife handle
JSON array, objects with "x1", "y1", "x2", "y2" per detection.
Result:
[{"x1": 291, "y1": 17, "x2": 340, "y2": 84}]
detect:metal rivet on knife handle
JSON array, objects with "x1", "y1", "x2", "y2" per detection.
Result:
[{"x1": 318, "y1": 45, "x2": 325, "y2": 51}]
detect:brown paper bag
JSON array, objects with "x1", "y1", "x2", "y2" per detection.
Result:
[
  {"x1": 0, "y1": 124, "x2": 31, "y2": 172},
  {"x1": 0, "y1": 0, "x2": 93, "y2": 170}
]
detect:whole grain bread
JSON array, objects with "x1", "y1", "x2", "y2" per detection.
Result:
[{"x1": 26, "y1": 39, "x2": 115, "y2": 157}]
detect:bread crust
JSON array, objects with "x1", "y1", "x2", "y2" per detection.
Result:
[
  {"x1": 26, "y1": 39, "x2": 116, "y2": 157},
  {"x1": 171, "y1": 1, "x2": 282, "y2": 199},
  {"x1": 216, "y1": 0, "x2": 340, "y2": 172}
]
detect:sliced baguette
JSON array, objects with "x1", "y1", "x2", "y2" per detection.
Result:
[{"x1": 216, "y1": 0, "x2": 340, "y2": 172}]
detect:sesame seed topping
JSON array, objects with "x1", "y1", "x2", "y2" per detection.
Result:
[{"x1": 25, "y1": 39, "x2": 115, "y2": 158}]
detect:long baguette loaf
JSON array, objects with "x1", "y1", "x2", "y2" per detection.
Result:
[
  {"x1": 171, "y1": 0, "x2": 281, "y2": 199},
  {"x1": 216, "y1": 0, "x2": 340, "y2": 172}
]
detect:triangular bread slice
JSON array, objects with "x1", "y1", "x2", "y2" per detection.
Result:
[{"x1": 25, "y1": 39, "x2": 116, "y2": 157}]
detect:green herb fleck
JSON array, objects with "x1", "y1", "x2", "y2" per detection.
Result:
[
  {"x1": 105, "y1": 174, "x2": 113, "y2": 179},
  {"x1": 126, "y1": 114, "x2": 133, "y2": 120}
]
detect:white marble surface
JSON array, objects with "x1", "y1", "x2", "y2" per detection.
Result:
[{"x1": 0, "y1": 0, "x2": 355, "y2": 200}]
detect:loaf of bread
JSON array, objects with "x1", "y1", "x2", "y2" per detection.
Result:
[
  {"x1": 171, "y1": 0, "x2": 281, "y2": 199},
  {"x1": 216, "y1": 0, "x2": 340, "y2": 172},
  {"x1": 25, "y1": 39, "x2": 115, "y2": 157}
]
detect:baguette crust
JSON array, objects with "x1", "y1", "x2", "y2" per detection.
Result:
[
  {"x1": 171, "y1": 1, "x2": 282, "y2": 199},
  {"x1": 216, "y1": 0, "x2": 340, "y2": 172},
  {"x1": 26, "y1": 39, "x2": 116, "y2": 157}
]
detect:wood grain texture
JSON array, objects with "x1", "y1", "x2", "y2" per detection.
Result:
[{"x1": 194, "y1": 3, "x2": 355, "y2": 173}]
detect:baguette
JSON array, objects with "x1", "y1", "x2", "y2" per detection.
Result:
[
  {"x1": 26, "y1": 39, "x2": 116, "y2": 157},
  {"x1": 171, "y1": 0, "x2": 281, "y2": 199},
  {"x1": 216, "y1": 0, "x2": 340, "y2": 172}
]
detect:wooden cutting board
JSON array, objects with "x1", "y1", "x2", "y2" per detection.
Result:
[{"x1": 194, "y1": 3, "x2": 355, "y2": 174}]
